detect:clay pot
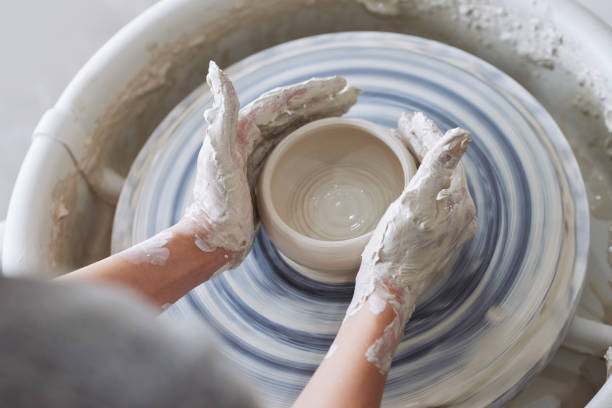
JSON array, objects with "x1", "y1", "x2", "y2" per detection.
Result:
[{"x1": 257, "y1": 117, "x2": 416, "y2": 274}]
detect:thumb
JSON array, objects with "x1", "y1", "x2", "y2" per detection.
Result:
[
  {"x1": 407, "y1": 128, "x2": 471, "y2": 199},
  {"x1": 204, "y1": 61, "x2": 240, "y2": 154}
]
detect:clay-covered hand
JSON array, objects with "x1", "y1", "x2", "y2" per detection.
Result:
[
  {"x1": 345, "y1": 112, "x2": 477, "y2": 373},
  {"x1": 183, "y1": 61, "x2": 361, "y2": 268}
]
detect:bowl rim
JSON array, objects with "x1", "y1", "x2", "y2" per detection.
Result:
[{"x1": 257, "y1": 116, "x2": 417, "y2": 252}]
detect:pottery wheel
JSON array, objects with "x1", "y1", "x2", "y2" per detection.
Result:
[{"x1": 111, "y1": 32, "x2": 588, "y2": 407}]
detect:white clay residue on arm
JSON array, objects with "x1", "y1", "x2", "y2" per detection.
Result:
[
  {"x1": 363, "y1": 288, "x2": 417, "y2": 374},
  {"x1": 120, "y1": 230, "x2": 174, "y2": 266},
  {"x1": 368, "y1": 292, "x2": 388, "y2": 315},
  {"x1": 365, "y1": 312, "x2": 405, "y2": 374},
  {"x1": 194, "y1": 233, "x2": 215, "y2": 252}
]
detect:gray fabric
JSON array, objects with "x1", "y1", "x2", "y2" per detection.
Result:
[
  {"x1": 0, "y1": 220, "x2": 4, "y2": 273},
  {"x1": 0, "y1": 278, "x2": 258, "y2": 408}
]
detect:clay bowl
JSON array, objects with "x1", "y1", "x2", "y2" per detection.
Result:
[{"x1": 257, "y1": 117, "x2": 417, "y2": 275}]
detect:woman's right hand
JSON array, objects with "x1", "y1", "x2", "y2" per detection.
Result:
[
  {"x1": 345, "y1": 112, "x2": 478, "y2": 373},
  {"x1": 293, "y1": 112, "x2": 478, "y2": 408}
]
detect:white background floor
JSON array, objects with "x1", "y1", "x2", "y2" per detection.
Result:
[{"x1": 0, "y1": 0, "x2": 611, "y2": 221}]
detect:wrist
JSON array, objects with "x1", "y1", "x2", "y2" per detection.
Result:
[
  {"x1": 173, "y1": 217, "x2": 248, "y2": 270},
  {"x1": 182, "y1": 199, "x2": 254, "y2": 256},
  {"x1": 171, "y1": 218, "x2": 224, "y2": 262},
  {"x1": 176, "y1": 211, "x2": 216, "y2": 247},
  {"x1": 345, "y1": 285, "x2": 411, "y2": 375},
  {"x1": 367, "y1": 285, "x2": 416, "y2": 328},
  {"x1": 352, "y1": 264, "x2": 419, "y2": 315}
]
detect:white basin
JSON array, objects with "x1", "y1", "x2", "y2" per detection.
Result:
[{"x1": 3, "y1": 0, "x2": 612, "y2": 406}]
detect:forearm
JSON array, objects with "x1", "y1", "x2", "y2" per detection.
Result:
[
  {"x1": 293, "y1": 294, "x2": 410, "y2": 408},
  {"x1": 57, "y1": 218, "x2": 231, "y2": 308}
]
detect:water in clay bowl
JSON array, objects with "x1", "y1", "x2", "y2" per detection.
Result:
[
  {"x1": 111, "y1": 33, "x2": 588, "y2": 407},
  {"x1": 257, "y1": 117, "x2": 416, "y2": 275}
]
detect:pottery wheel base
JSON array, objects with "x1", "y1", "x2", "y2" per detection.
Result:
[{"x1": 112, "y1": 32, "x2": 588, "y2": 407}]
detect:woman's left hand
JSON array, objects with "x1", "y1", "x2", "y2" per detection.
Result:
[{"x1": 182, "y1": 61, "x2": 361, "y2": 269}]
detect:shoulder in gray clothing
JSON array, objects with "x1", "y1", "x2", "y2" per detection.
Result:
[{"x1": 0, "y1": 278, "x2": 258, "y2": 408}]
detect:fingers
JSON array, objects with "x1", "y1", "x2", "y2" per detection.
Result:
[
  {"x1": 446, "y1": 204, "x2": 479, "y2": 251},
  {"x1": 299, "y1": 85, "x2": 362, "y2": 119},
  {"x1": 204, "y1": 61, "x2": 240, "y2": 161},
  {"x1": 423, "y1": 127, "x2": 471, "y2": 174},
  {"x1": 396, "y1": 112, "x2": 443, "y2": 163},
  {"x1": 285, "y1": 76, "x2": 348, "y2": 110},
  {"x1": 241, "y1": 76, "x2": 361, "y2": 138},
  {"x1": 448, "y1": 162, "x2": 469, "y2": 195},
  {"x1": 265, "y1": 85, "x2": 361, "y2": 134},
  {"x1": 407, "y1": 128, "x2": 471, "y2": 203},
  {"x1": 246, "y1": 135, "x2": 278, "y2": 189},
  {"x1": 245, "y1": 76, "x2": 347, "y2": 122},
  {"x1": 397, "y1": 111, "x2": 473, "y2": 202}
]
